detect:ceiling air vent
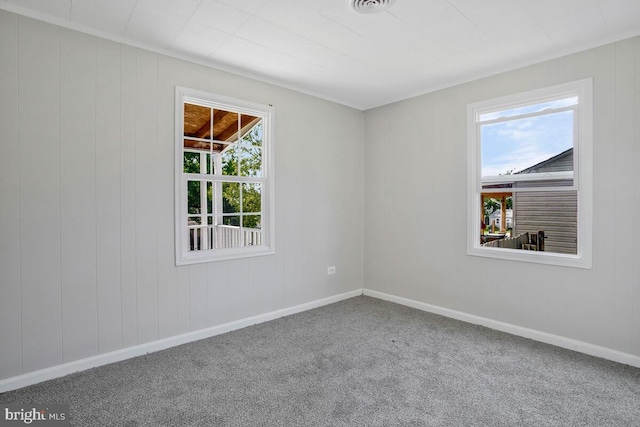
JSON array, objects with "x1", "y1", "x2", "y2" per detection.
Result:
[{"x1": 349, "y1": 0, "x2": 396, "y2": 14}]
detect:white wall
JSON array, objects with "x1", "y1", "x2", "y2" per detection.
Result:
[
  {"x1": 364, "y1": 37, "x2": 640, "y2": 358},
  {"x1": 0, "y1": 11, "x2": 364, "y2": 381}
]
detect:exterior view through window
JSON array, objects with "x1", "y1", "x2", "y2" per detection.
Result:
[
  {"x1": 467, "y1": 79, "x2": 593, "y2": 268},
  {"x1": 175, "y1": 87, "x2": 274, "y2": 265}
]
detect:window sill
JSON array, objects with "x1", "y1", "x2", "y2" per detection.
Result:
[
  {"x1": 176, "y1": 246, "x2": 275, "y2": 266},
  {"x1": 467, "y1": 245, "x2": 591, "y2": 269}
]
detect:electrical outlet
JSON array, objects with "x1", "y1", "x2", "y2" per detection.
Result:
[{"x1": 327, "y1": 266, "x2": 336, "y2": 275}]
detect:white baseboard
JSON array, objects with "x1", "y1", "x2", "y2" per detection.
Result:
[
  {"x1": 4, "y1": 287, "x2": 636, "y2": 393},
  {"x1": 0, "y1": 289, "x2": 362, "y2": 393},
  {"x1": 363, "y1": 288, "x2": 640, "y2": 369}
]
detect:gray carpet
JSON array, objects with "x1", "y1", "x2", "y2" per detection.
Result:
[{"x1": 1, "y1": 296, "x2": 639, "y2": 426}]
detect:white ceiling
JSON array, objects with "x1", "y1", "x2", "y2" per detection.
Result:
[{"x1": 2, "y1": 0, "x2": 640, "y2": 110}]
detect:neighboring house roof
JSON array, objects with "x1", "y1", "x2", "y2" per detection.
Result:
[{"x1": 516, "y1": 148, "x2": 573, "y2": 174}]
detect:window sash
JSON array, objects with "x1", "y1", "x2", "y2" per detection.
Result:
[
  {"x1": 481, "y1": 171, "x2": 574, "y2": 185},
  {"x1": 477, "y1": 103, "x2": 577, "y2": 125},
  {"x1": 466, "y1": 78, "x2": 593, "y2": 269},
  {"x1": 176, "y1": 86, "x2": 274, "y2": 265},
  {"x1": 477, "y1": 101, "x2": 577, "y2": 191}
]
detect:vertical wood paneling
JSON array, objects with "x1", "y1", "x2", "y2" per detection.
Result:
[
  {"x1": 274, "y1": 246, "x2": 286, "y2": 312},
  {"x1": 613, "y1": 39, "x2": 636, "y2": 353},
  {"x1": 96, "y1": 38, "x2": 123, "y2": 353},
  {"x1": 228, "y1": 259, "x2": 252, "y2": 321},
  {"x1": 177, "y1": 267, "x2": 191, "y2": 334},
  {"x1": 207, "y1": 262, "x2": 229, "y2": 326},
  {"x1": 18, "y1": 17, "x2": 63, "y2": 373},
  {"x1": 134, "y1": 49, "x2": 159, "y2": 344},
  {"x1": 120, "y1": 45, "x2": 138, "y2": 348},
  {"x1": 279, "y1": 109, "x2": 308, "y2": 309},
  {"x1": 59, "y1": 29, "x2": 98, "y2": 362},
  {"x1": 583, "y1": 43, "x2": 617, "y2": 347},
  {"x1": 553, "y1": 44, "x2": 614, "y2": 347},
  {"x1": 176, "y1": 61, "x2": 193, "y2": 335},
  {"x1": 250, "y1": 256, "x2": 278, "y2": 315},
  {"x1": 189, "y1": 264, "x2": 208, "y2": 330},
  {"x1": 0, "y1": 10, "x2": 22, "y2": 379},
  {"x1": 632, "y1": 37, "x2": 640, "y2": 356},
  {"x1": 156, "y1": 55, "x2": 180, "y2": 339},
  {"x1": 1, "y1": 10, "x2": 367, "y2": 383}
]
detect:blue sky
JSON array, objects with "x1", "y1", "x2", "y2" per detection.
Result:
[{"x1": 480, "y1": 98, "x2": 576, "y2": 177}]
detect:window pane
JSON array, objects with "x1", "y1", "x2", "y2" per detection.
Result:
[
  {"x1": 207, "y1": 181, "x2": 213, "y2": 214},
  {"x1": 184, "y1": 139, "x2": 211, "y2": 152},
  {"x1": 242, "y1": 183, "x2": 261, "y2": 213},
  {"x1": 187, "y1": 217, "x2": 202, "y2": 252},
  {"x1": 184, "y1": 103, "x2": 211, "y2": 139},
  {"x1": 187, "y1": 181, "x2": 201, "y2": 214},
  {"x1": 243, "y1": 215, "x2": 261, "y2": 229},
  {"x1": 213, "y1": 109, "x2": 239, "y2": 143},
  {"x1": 214, "y1": 216, "x2": 241, "y2": 249},
  {"x1": 184, "y1": 152, "x2": 200, "y2": 173},
  {"x1": 243, "y1": 215, "x2": 262, "y2": 246},
  {"x1": 206, "y1": 153, "x2": 212, "y2": 174},
  {"x1": 221, "y1": 145, "x2": 238, "y2": 176},
  {"x1": 482, "y1": 190, "x2": 577, "y2": 255},
  {"x1": 222, "y1": 215, "x2": 240, "y2": 226},
  {"x1": 239, "y1": 146, "x2": 262, "y2": 177},
  {"x1": 241, "y1": 119, "x2": 262, "y2": 146},
  {"x1": 482, "y1": 196, "x2": 513, "y2": 234},
  {"x1": 517, "y1": 190, "x2": 577, "y2": 254},
  {"x1": 481, "y1": 110, "x2": 573, "y2": 179},
  {"x1": 222, "y1": 182, "x2": 240, "y2": 214}
]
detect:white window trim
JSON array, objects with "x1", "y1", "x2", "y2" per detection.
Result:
[
  {"x1": 467, "y1": 79, "x2": 593, "y2": 269},
  {"x1": 175, "y1": 86, "x2": 275, "y2": 265}
]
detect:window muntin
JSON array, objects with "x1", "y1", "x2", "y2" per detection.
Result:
[
  {"x1": 176, "y1": 87, "x2": 274, "y2": 265},
  {"x1": 467, "y1": 79, "x2": 592, "y2": 268}
]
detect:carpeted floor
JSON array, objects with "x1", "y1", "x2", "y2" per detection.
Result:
[{"x1": 1, "y1": 296, "x2": 639, "y2": 426}]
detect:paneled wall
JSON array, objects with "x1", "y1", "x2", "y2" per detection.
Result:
[
  {"x1": 364, "y1": 37, "x2": 640, "y2": 357},
  {"x1": 0, "y1": 11, "x2": 364, "y2": 381}
]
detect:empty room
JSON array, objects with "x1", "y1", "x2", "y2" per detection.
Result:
[{"x1": 1, "y1": 0, "x2": 639, "y2": 425}]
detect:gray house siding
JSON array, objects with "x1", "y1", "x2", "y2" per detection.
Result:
[
  {"x1": 513, "y1": 149, "x2": 577, "y2": 254},
  {"x1": 513, "y1": 191, "x2": 577, "y2": 254}
]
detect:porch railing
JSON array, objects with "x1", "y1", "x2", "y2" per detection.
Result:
[
  {"x1": 189, "y1": 224, "x2": 262, "y2": 251},
  {"x1": 482, "y1": 231, "x2": 545, "y2": 251}
]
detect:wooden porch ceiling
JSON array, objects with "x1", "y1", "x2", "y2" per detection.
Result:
[
  {"x1": 481, "y1": 192, "x2": 513, "y2": 199},
  {"x1": 184, "y1": 103, "x2": 260, "y2": 152}
]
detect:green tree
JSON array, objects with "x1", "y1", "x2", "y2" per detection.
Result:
[
  {"x1": 220, "y1": 124, "x2": 263, "y2": 228},
  {"x1": 186, "y1": 123, "x2": 263, "y2": 229},
  {"x1": 483, "y1": 198, "x2": 500, "y2": 219},
  {"x1": 185, "y1": 153, "x2": 201, "y2": 215},
  {"x1": 483, "y1": 196, "x2": 513, "y2": 229}
]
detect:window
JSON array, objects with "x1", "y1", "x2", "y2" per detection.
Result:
[
  {"x1": 467, "y1": 79, "x2": 593, "y2": 268},
  {"x1": 175, "y1": 87, "x2": 274, "y2": 265}
]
